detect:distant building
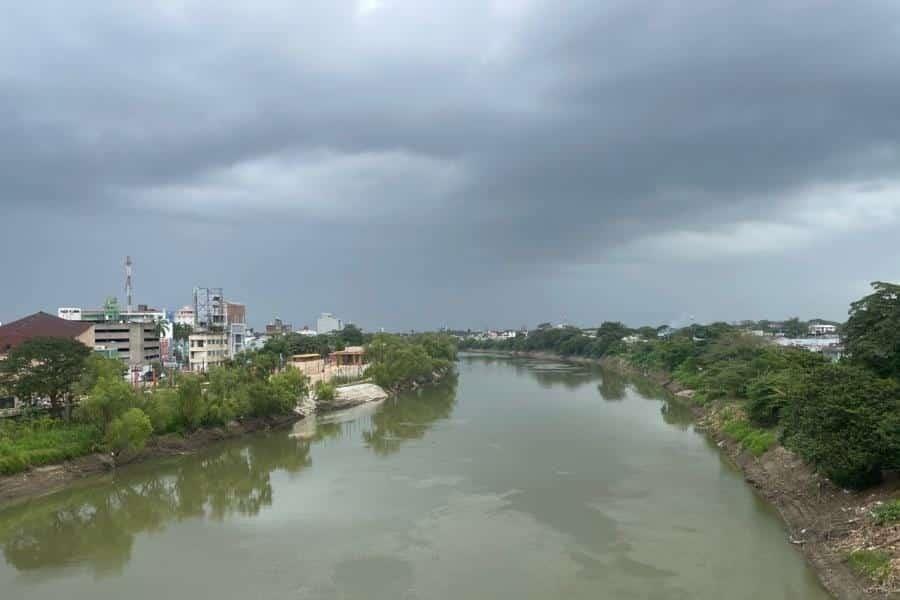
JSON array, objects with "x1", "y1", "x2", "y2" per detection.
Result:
[
  {"x1": 193, "y1": 287, "x2": 226, "y2": 331},
  {"x1": 0, "y1": 312, "x2": 95, "y2": 357},
  {"x1": 225, "y1": 301, "x2": 247, "y2": 357},
  {"x1": 808, "y1": 323, "x2": 838, "y2": 336},
  {"x1": 288, "y1": 353, "x2": 324, "y2": 376},
  {"x1": 297, "y1": 326, "x2": 317, "y2": 337},
  {"x1": 93, "y1": 321, "x2": 160, "y2": 367},
  {"x1": 317, "y1": 313, "x2": 343, "y2": 334},
  {"x1": 58, "y1": 302, "x2": 166, "y2": 324},
  {"x1": 174, "y1": 305, "x2": 195, "y2": 327},
  {"x1": 266, "y1": 318, "x2": 293, "y2": 335},
  {"x1": 188, "y1": 331, "x2": 228, "y2": 372}
]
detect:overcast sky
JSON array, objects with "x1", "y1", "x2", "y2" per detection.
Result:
[{"x1": 3, "y1": 1, "x2": 900, "y2": 331}]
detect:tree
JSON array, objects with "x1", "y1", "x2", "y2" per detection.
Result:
[
  {"x1": 77, "y1": 375, "x2": 138, "y2": 429},
  {"x1": 844, "y1": 281, "x2": 900, "y2": 378},
  {"x1": 105, "y1": 408, "x2": 153, "y2": 455},
  {"x1": 1, "y1": 337, "x2": 91, "y2": 419},
  {"x1": 172, "y1": 323, "x2": 193, "y2": 342},
  {"x1": 781, "y1": 363, "x2": 900, "y2": 489},
  {"x1": 339, "y1": 324, "x2": 364, "y2": 346}
]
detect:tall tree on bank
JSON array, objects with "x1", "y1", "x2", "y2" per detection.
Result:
[
  {"x1": 844, "y1": 281, "x2": 900, "y2": 379},
  {"x1": 0, "y1": 337, "x2": 91, "y2": 419}
]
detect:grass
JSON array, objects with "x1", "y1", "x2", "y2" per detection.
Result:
[
  {"x1": 0, "y1": 418, "x2": 100, "y2": 475},
  {"x1": 872, "y1": 499, "x2": 900, "y2": 525},
  {"x1": 722, "y1": 417, "x2": 777, "y2": 457},
  {"x1": 847, "y1": 549, "x2": 891, "y2": 582}
]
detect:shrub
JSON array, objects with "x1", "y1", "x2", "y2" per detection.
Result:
[
  {"x1": 872, "y1": 499, "x2": 900, "y2": 525},
  {"x1": 847, "y1": 549, "x2": 891, "y2": 582},
  {"x1": 246, "y1": 381, "x2": 281, "y2": 417},
  {"x1": 722, "y1": 418, "x2": 776, "y2": 457},
  {"x1": 141, "y1": 388, "x2": 178, "y2": 434},
  {"x1": 176, "y1": 375, "x2": 206, "y2": 430},
  {"x1": 270, "y1": 368, "x2": 309, "y2": 413},
  {"x1": 77, "y1": 375, "x2": 138, "y2": 429},
  {"x1": 781, "y1": 364, "x2": 900, "y2": 489},
  {"x1": 314, "y1": 381, "x2": 336, "y2": 403},
  {"x1": 105, "y1": 408, "x2": 153, "y2": 454},
  {"x1": 0, "y1": 453, "x2": 27, "y2": 475}
]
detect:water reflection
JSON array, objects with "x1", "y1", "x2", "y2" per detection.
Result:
[
  {"x1": 0, "y1": 434, "x2": 312, "y2": 577},
  {"x1": 362, "y1": 376, "x2": 458, "y2": 456}
]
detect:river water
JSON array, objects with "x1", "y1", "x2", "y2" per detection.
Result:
[{"x1": 0, "y1": 354, "x2": 830, "y2": 599}]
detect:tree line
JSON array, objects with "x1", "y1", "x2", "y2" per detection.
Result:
[{"x1": 461, "y1": 282, "x2": 900, "y2": 490}]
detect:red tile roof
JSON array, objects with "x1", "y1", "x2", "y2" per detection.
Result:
[{"x1": 0, "y1": 312, "x2": 93, "y2": 354}]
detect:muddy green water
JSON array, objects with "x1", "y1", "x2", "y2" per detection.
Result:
[{"x1": 0, "y1": 355, "x2": 830, "y2": 599}]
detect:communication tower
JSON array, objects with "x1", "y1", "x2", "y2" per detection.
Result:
[{"x1": 125, "y1": 256, "x2": 134, "y2": 313}]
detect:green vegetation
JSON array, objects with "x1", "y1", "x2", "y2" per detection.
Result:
[
  {"x1": 845, "y1": 281, "x2": 900, "y2": 379},
  {"x1": 721, "y1": 417, "x2": 777, "y2": 457},
  {"x1": 872, "y1": 500, "x2": 900, "y2": 525},
  {"x1": 314, "y1": 381, "x2": 337, "y2": 403},
  {"x1": 366, "y1": 333, "x2": 457, "y2": 390},
  {"x1": 0, "y1": 418, "x2": 99, "y2": 475},
  {"x1": 847, "y1": 549, "x2": 891, "y2": 582},
  {"x1": 0, "y1": 337, "x2": 92, "y2": 419}
]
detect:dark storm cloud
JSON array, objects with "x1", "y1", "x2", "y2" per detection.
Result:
[{"x1": 3, "y1": 0, "x2": 900, "y2": 328}]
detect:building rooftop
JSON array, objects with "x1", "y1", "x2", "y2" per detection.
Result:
[
  {"x1": 332, "y1": 346, "x2": 365, "y2": 355},
  {"x1": 0, "y1": 311, "x2": 92, "y2": 354}
]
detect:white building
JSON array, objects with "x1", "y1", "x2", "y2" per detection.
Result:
[
  {"x1": 188, "y1": 331, "x2": 228, "y2": 372},
  {"x1": 58, "y1": 307, "x2": 83, "y2": 321},
  {"x1": 317, "y1": 312, "x2": 343, "y2": 334},
  {"x1": 808, "y1": 323, "x2": 838, "y2": 336},
  {"x1": 174, "y1": 305, "x2": 195, "y2": 327}
]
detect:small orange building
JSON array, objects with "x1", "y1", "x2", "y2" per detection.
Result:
[
  {"x1": 330, "y1": 346, "x2": 365, "y2": 367},
  {"x1": 289, "y1": 353, "x2": 324, "y2": 375}
]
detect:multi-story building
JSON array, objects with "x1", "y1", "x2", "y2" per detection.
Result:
[
  {"x1": 225, "y1": 301, "x2": 247, "y2": 357},
  {"x1": 316, "y1": 313, "x2": 343, "y2": 334},
  {"x1": 0, "y1": 312, "x2": 95, "y2": 358},
  {"x1": 174, "y1": 305, "x2": 195, "y2": 327},
  {"x1": 266, "y1": 317, "x2": 292, "y2": 335},
  {"x1": 59, "y1": 301, "x2": 165, "y2": 324},
  {"x1": 188, "y1": 331, "x2": 228, "y2": 372},
  {"x1": 193, "y1": 287, "x2": 226, "y2": 330},
  {"x1": 93, "y1": 321, "x2": 160, "y2": 367}
]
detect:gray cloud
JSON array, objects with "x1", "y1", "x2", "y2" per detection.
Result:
[{"x1": 3, "y1": 0, "x2": 900, "y2": 329}]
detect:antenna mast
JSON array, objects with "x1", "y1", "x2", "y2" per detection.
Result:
[{"x1": 125, "y1": 256, "x2": 133, "y2": 312}]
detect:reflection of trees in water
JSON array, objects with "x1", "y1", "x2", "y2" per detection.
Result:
[
  {"x1": 0, "y1": 434, "x2": 311, "y2": 576},
  {"x1": 597, "y1": 368, "x2": 627, "y2": 401},
  {"x1": 660, "y1": 401, "x2": 695, "y2": 430},
  {"x1": 362, "y1": 376, "x2": 458, "y2": 456}
]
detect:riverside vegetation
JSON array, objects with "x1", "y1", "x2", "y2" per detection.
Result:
[
  {"x1": 0, "y1": 330, "x2": 457, "y2": 476},
  {"x1": 463, "y1": 282, "x2": 900, "y2": 591}
]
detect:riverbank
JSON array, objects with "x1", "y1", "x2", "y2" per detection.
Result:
[
  {"x1": 0, "y1": 375, "x2": 438, "y2": 509},
  {"x1": 464, "y1": 350, "x2": 899, "y2": 600}
]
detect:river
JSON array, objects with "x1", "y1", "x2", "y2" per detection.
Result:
[{"x1": 0, "y1": 354, "x2": 830, "y2": 599}]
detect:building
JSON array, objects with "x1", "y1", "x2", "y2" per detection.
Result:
[
  {"x1": 289, "y1": 353, "x2": 325, "y2": 376},
  {"x1": 808, "y1": 323, "x2": 838, "y2": 336},
  {"x1": 174, "y1": 305, "x2": 195, "y2": 327},
  {"x1": 58, "y1": 300, "x2": 166, "y2": 324},
  {"x1": 297, "y1": 326, "x2": 317, "y2": 337},
  {"x1": 193, "y1": 287, "x2": 226, "y2": 330},
  {"x1": 224, "y1": 301, "x2": 247, "y2": 357},
  {"x1": 188, "y1": 331, "x2": 228, "y2": 372},
  {"x1": 93, "y1": 321, "x2": 160, "y2": 367},
  {"x1": 331, "y1": 346, "x2": 365, "y2": 367},
  {"x1": 0, "y1": 312, "x2": 95, "y2": 357},
  {"x1": 266, "y1": 318, "x2": 293, "y2": 335},
  {"x1": 225, "y1": 301, "x2": 246, "y2": 326},
  {"x1": 317, "y1": 313, "x2": 343, "y2": 334}
]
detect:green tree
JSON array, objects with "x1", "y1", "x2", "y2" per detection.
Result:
[
  {"x1": 105, "y1": 408, "x2": 153, "y2": 455},
  {"x1": 781, "y1": 363, "x2": 900, "y2": 489},
  {"x1": 172, "y1": 323, "x2": 193, "y2": 342},
  {"x1": 270, "y1": 368, "x2": 309, "y2": 412},
  {"x1": 176, "y1": 375, "x2": 206, "y2": 429},
  {"x1": 1, "y1": 337, "x2": 91, "y2": 419},
  {"x1": 77, "y1": 375, "x2": 138, "y2": 429},
  {"x1": 844, "y1": 281, "x2": 900, "y2": 378},
  {"x1": 339, "y1": 324, "x2": 364, "y2": 346}
]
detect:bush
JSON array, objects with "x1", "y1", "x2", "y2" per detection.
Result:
[
  {"x1": 141, "y1": 388, "x2": 178, "y2": 434},
  {"x1": 781, "y1": 364, "x2": 900, "y2": 489},
  {"x1": 314, "y1": 381, "x2": 336, "y2": 403},
  {"x1": 270, "y1": 368, "x2": 308, "y2": 413},
  {"x1": 0, "y1": 453, "x2": 27, "y2": 475},
  {"x1": 176, "y1": 375, "x2": 206, "y2": 430},
  {"x1": 872, "y1": 500, "x2": 900, "y2": 525},
  {"x1": 105, "y1": 408, "x2": 153, "y2": 454},
  {"x1": 722, "y1": 418, "x2": 776, "y2": 457},
  {"x1": 847, "y1": 549, "x2": 891, "y2": 582},
  {"x1": 77, "y1": 375, "x2": 138, "y2": 429}
]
